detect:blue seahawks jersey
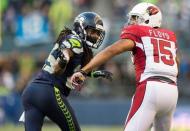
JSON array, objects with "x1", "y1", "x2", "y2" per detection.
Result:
[{"x1": 34, "y1": 33, "x2": 84, "y2": 96}]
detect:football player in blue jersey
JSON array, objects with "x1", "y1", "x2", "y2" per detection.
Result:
[{"x1": 20, "y1": 12, "x2": 112, "y2": 131}]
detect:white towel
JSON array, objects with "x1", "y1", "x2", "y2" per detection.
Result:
[{"x1": 19, "y1": 112, "x2": 25, "y2": 122}]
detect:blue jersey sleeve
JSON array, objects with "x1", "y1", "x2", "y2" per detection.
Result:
[{"x1": 60, "y1": 34, "x2": 83, "y2": 54}]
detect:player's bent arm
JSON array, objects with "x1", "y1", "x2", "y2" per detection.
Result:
[
  {"x1": 82, "y1": 39, "x2": 135, "y2": 73},
  {"x1": 53, "y1": 49, "x2": 74, "y2": 74}
]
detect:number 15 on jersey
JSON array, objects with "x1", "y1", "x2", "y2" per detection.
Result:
[{"x1": 150, "y1": 38, "x2": 176, "y2": 66}]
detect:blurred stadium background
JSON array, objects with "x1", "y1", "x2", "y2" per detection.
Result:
[{"x1": 0, "y1": 0, "x2": 190, "y2": 130}]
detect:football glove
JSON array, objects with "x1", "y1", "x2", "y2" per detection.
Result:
[
  {"x1": 89, "y1": 70, "x2": 113, "y2": 81},
  {"x1": 71, "y1": 70, "x2": 87, "y2": 91}
]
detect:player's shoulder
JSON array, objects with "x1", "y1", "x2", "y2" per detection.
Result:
[
  {"x1": 121, "y1": 25, "x2": 150, "y2": 35},
  {"x1": 158, "y1": 28, "x2": 177, "y2": 42},
  {"x1": 67, "y1": 34, "x2": 83, "y2": 48},
  {"x1": 60, "y1": 33, "x2": 82, "y2": 48},
  {"x1": 120, "y1": 25, "x2": 149, "y2": 41},
  {"x1": 67, "y1": 33, "x2": 81, "y2": 41},
  {"x1": 60, "y1": 33, "x2": 84, "y2": 54}
]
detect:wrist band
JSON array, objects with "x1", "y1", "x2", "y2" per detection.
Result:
[{"x1": 80, "y1": 70, "x2": 87, "y2": 77}]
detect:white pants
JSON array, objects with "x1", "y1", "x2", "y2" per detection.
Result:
[{"x1": 124, "y1": 81, "x2": 178, "y2": 131}]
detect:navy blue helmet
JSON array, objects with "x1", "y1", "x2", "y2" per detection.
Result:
[{"x1": 73, "y1": 12, "x2": 105, "y2": 49}]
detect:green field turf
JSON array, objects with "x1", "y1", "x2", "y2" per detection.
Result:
[
  {"x1": 0, "y1": 124, "x2": 189, "y2": 131},
  {"x1": 0, "y1": 124, "x2": 123, "y2": 131}
]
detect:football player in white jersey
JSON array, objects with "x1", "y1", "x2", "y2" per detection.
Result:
[{"x1": 71, "y1": 2, "x2": 180, "y2": 131}]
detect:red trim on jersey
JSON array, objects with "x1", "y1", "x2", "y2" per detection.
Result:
[
  {"x1": 125, "y1": 80, "x2": 147, "y2": 127},
  {"x1": 133, "y1": 47, "x2": 146, "y2": 83}
]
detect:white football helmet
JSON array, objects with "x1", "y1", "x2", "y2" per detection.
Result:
[{"x1": 127, "y1": 2, "x2": 162, "y2": 28}]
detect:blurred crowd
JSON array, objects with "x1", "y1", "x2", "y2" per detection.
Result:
[
  {"x1": 0, "y1": 0, "x2": 190, "y2": 123},
  {"x1": 0, "y1": 0, "x2": 190, "y2": 96}
]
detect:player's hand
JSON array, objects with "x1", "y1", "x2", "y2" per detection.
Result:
[
  {"x1": 71, "y1": 70, "x2": 87, "y2": 91},
  {"x1": 90, "y1": 70, "x2": 113, "y2": 81}
]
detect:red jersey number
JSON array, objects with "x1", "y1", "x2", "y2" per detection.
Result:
[{"x1": 151, "y1": 38, "x2": 174, "y2": 66}]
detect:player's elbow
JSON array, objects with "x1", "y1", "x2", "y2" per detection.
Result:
[{"x1": 54, "y1": 56, "x2": 69, "y2": 75}]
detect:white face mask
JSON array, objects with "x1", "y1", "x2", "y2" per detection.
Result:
[{"x1": 127, "y1": 14, "x2": 145, "y2": 26}]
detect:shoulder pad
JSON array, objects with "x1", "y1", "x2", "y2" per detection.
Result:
[
  {"x1": 120, "y1": 25, "x2": 141, "y2": 42},
  {"x1": 60, "y1": 34, "x2": 83, "y2": 54},
  {"x1": 120, "y1": 25, "x2": 139, "y2": 37},
  {"x1": 68, "y1": 38, "x2": 82, "y2": 48}
]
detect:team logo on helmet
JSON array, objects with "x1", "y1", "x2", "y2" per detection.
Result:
[{"x1": 147, "y1": 6, "x2": 159, "y2": 16}]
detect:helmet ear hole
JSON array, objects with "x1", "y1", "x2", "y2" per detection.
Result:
[{"x1": 145, "y1": 20, "x2": 149, "y2": 24}]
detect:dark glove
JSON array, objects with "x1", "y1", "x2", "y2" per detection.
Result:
[{"x1": 90, "y1": 70, "x2": 113, "y2": 81}]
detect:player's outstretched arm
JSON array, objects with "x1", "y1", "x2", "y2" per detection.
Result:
[
  {"x1": 71, "y1": 38, "x2": 135, "y2": 90},
  {"x1": 82, "y1": 39, "x2": 135, "y2": 73}
]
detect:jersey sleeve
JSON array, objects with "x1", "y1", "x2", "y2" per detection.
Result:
[
  {"x1": 120, "y1": 25, "x2": 140, "y2": 42},
  {"x1": 60, "y1": 35, "x2": 83, "y2": 54}
]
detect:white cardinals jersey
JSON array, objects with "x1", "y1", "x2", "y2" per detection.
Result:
[{"x1": 120, "y1": 25, "x2": 178, "y2": 83}]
